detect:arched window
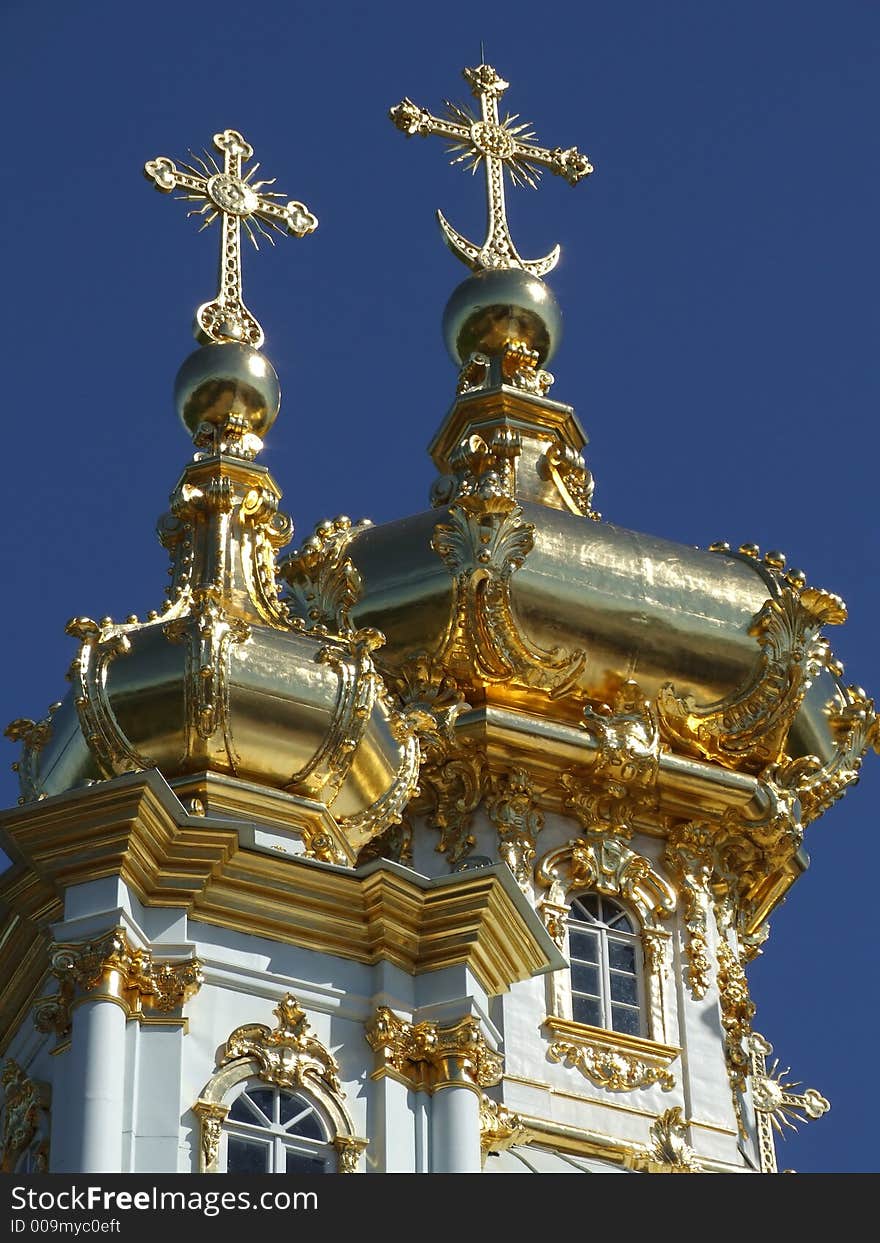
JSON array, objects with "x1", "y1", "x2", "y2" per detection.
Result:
[
  {"x1": 568, "y1": 893, "x2": 644, "y2": 1037},
  {"x1": 224, "y1": 1084, "x2": 335, "y2": 1174}
]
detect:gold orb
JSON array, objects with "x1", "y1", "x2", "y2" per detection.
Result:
[
  {"x1": 174, "y1": 343, "x2": 281, "y2": 441},
  {"x1": 442, "y1": 268, "x2": 562, "y2": 366}
]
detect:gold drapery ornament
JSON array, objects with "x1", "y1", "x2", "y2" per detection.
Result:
[
  {"x1": 544, "y1": 1018, "x2": 677, "y2": 1092},
  {"x1": 145, "y1": 128, "x2": 317, "y2": 347},
  {"x1": 390, "y1": 61, "x2": 592, "y2": 274}
]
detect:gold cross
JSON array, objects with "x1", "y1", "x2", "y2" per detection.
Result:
[
  {"x1": 748, "y1": 1033, "x2": 830, "y2": 1173},
  {"x1": 390, "y1": 63, "x2": 592, "y2": 276},
  {"x1": 144, "y1": 129, "x2": 318, "y2": 349}
]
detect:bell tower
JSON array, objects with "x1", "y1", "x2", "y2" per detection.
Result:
[{"x1": 1, "y1": 67, "x2": 876, "y2": 1178}]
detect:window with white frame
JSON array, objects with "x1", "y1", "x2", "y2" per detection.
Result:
[
  {"x1": 224, "y1": 1084, "x2": 335, "y2": 1174},
  {"x1": 567, "y1": 893, "x2": 644, "y2": 1037}
]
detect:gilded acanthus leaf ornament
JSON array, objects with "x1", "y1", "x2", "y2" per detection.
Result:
[
  {"x1": 145, "y1": 128, "x2": 317, "y2": 347},
  {"x1": 625, "y1": 1107, "x2": 702, "y2": 1173},
  {"x1": 336, "y1": 697, "x2": 422, "y2": 856},
  {"x1": 657, "y1": 578, "x2": 846, "y2": 773},
  {"x1": 747, "y1": 1033, "x2": 830, "y2": 1174},
  {"x1": 280, "y1": 516, "x2": 373, "y2": 636},
  {"x1": 192, "y1": 1102, "x2": 229, "y2": 1172},
  {"x1": 431, "y1": 493, "x2": 587, "y2": 698},
  {"x1": 222, "y1": 994, "x2": 341, "y2": 1095},
  {"x1": 390, "y1": 61, "x2": 592, "y2": 275},
  {"x1": 485, "y1": 768, "x2": 544, "y2": 891}
]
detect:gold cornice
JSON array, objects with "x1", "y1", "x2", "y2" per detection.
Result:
[
  {"x1": 543, "y1": 1016, "x2": 680, "y2": 1092},
  {"x1": 0, "y1": 771, "x2": 562, "y2": 998}
]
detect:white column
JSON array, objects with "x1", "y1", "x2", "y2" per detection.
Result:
[
  {"x1": 430, "y1": 1072, "x2": 482, "y2": 1173},
  {"x1": 52, "y1": 998, "x2": 127, "y2": 1173}
]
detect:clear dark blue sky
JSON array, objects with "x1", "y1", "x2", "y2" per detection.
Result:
[{"x1": 1, "y1": 1, "x2": 877, "y2": 1173}]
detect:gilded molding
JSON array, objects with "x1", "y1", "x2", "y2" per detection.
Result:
[
  {"x1": 657, "y1": 577, "x2": 846, "y2": 773},
  {"x1": 1, "y1": 1061, "x2": 47, "y2": 1174},
  {"x1": 365, "y1": 1007, "x2": 503, "y2": 1093},
  {"x1": 747, "y1": 1033, "x2": 830, "y2": 1175},
  {"x1": 280, "y1": 515, "x2": 373, "y2": 636},
  {"x1": 42, "y1": 929, "x2": 202, "y2": 1033},
  {"x1": 543, "y1": 1017, "x2": 677, "y2": 1092},
  {"x1": 221, "y1": 994, "x2": 341, "y2": 1094},
  {"x1": 624, "y1": 1107, "x2": 702, "y2": 1173},
  {"x1": 480, "y1": 1095, "x2": 532, "y2": 1156},
  {"x1": 431, "y1": 492, "x2": 587, "y2": 699},
  {"x1": 664, "y1": 823, "x2": 715, "y2": 999},
  {"x1": 485, "y1": 768, "x2": 544, "y2": 891}
]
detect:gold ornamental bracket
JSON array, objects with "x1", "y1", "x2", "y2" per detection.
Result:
[
  {"x1": 390, "y1": 62, "x2": 592, "y2": 275},
  {"x1": 144, "y1": 128, "x2": 318, "y2": 347},
  {"x1": 34, "y1": 928, "x2": 202, "y2": 1045},
  {"x1": 365, "y1": 1006, "x2": 503, "y2": 1094}
]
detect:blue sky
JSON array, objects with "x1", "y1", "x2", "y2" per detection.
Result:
[{"x1": 1, "y1": 1, "x2": 877, "y2": 1173}]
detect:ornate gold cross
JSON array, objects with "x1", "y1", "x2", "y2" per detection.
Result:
[
  {"x1": 144, "y1": 129, "x2": 318, "y2": 349},
  {"x1": 390, "y1": 63, "x2": 592, "y2": 276},
  {"x1": 748, "y1": 1033, "x2": 830, "y2": 1173}
]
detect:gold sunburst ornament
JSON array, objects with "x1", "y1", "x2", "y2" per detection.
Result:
[
  {"x1": 390, "y1": 62, "x2": 593, "y2": 275},
  {"x1": 144, "y1": 128, "x2": 318, "y2": 348}
]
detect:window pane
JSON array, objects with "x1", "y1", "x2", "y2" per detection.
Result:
[
  {"x1": 285, "y1": 1150, "x2": 327, "y2": 1175},
  {"x1": 601, "y1": 899, "x2": 633, "y2": 932},
  {"x1": 571, "y1": 961, "x2": 600, "y2": 996},
  {"x1": 610, "y1": 971, "x2": 638, "y2": 1005},
  {"x1": 611, "y1": 1005, "x2": 641, "y2": 1036},
  {"x1": 572, "y1": 995, "x2": 602, "y2": 1027},
  {"x1": 229, "y1": 1097, "x2": 257, "y2": 1124},
  {"x1": 287, "y1": 1113, "x2": 325, "y2": 1138},
  {"x1": 570, "y1": 894, "x2": 599, "y2": 922},
  {"x1": 227, "y1": 1137, "x2": 270, "y2": 1174},
  {"x1": 247, "y1": 1088, "x2": 275, "y2": 1124},
  {"x1": 569, "y1": 930, "x2": 599, "y2": 962},
  {"x1": 608, "y1": 940, "x2": 636, "y2": 972}
]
